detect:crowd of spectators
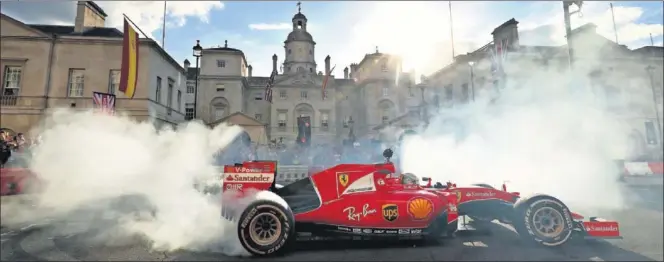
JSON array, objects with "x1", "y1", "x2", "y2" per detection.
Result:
[{"x1": 0, "y1": 130, "x2": 29, "y2": 167}]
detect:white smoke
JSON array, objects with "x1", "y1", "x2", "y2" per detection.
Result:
[
  {"x1": 5, "y1": 109, "x2": 259, "y2": 256},
  {"x1": 400, "y1": 68, "x2": 639, "y2": 211}
]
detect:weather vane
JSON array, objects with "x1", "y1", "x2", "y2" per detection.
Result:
[{"x1": 297, "y1": 1, "x2": 301, "y2": 13}]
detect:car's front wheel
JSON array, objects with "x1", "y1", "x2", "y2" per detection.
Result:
[
  {"x1": 513, "y1": 194, "x2": 574, "y2": 247},
  {"x1": 237, "y1": 200, "x2": 295, "y2": 256}
]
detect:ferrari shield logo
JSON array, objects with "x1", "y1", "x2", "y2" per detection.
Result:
[
  {"x1": 455, "y1": 191, "x2": 462, "y2": 202},
  {"x1": 382, "y1": 204, "x2": 399, "y2": 222},
  {"x1": 338, "y1": 173, "x2": 349, "y2": 187}
]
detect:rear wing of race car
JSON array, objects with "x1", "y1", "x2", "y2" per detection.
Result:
[{"x1": 222, "y1": 161, "x2": 277, "y2": 194}]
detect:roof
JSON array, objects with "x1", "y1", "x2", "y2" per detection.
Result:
[
  {"x1": 632, "y1": 46, "x2": 664, "y2": 57},
  {"x1": 186, "y1": 67, "x2": 199, "y2": 79},
  {"x1": 209, "y1": 112, "x2": 264, "y2": 127},
  {"x1": 293, "y1": 12, "x2": 307, "y2": 21},
  {"x1": 85, "y1": 1, "x2": 107, "y2": 18},
  {"x1": 357, "y1": 52, "x2": 387, "y2": 68},
  {"x1": 285, "y1": 30, "x2": 314, "y2": 44},
  {"x1": 491, "y1": 18, "x2": 518, "y2": 35},
  {"x1": 204, "y1": 41, "x2": 248, "y2": 64},
  {"x1": 27, "y1": 24, "x2": 123, "y2": 37}
]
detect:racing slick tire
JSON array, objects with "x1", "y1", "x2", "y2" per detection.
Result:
[
  {"x1": 512, "y1": 194, "x2": 574, "y2": 247},
  {"x1": 237, "y1": 199, "x2": 295, "y2": 256}
]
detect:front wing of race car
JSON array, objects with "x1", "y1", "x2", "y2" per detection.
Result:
[{"x1": 573, "y1": 216, "x2": 622, "y2": 239}]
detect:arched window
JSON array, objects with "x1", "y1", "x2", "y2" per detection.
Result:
[{"x1": 210, "y1": 97, "x2": 229, "y2": 122}]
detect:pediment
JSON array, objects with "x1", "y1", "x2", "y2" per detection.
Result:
[
  {"x1": 0, "y1": 14, "x2": 50, "y2": 38},
  {"x1": 273, "y1": 72, "x2": 327, "y2": 87}
]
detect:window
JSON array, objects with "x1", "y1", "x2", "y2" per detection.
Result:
[
  {"x1": 177, "y1": 90, "x2": 182, "y2": 111},
  {"x1": 323, "y1": 90, "x2": 328, "y2": 100},
  {"x1": 645, "y1": 121, "x2": 658, "y2": 145},
  {"x1": 408, "y1": 87, "x2": 414, "y2": 97},
  {"x1": 288, "y1": 49, "x2": 292, "y2": 54},
  {"x1": 300, "y1": 90, "x2": 308, "y2": 99},
  {"x1": 185, "y1": 105, "x2": 194, "y2": 120},
  {"x1": 310, "y1": 68, "x2": 313, "y2": 73},
  {"x1": 309, "y1": 49, "x2": 312, "y2": 55},
  {"x1": 382, "y1": 87, "x2": 389, "y2": 97},
  {"x1": 108, "y1": 70, "x2": 121, "y2": 94},
  {"x1": 255, "y1": 92, "x2": 263, "y2": 101},
  {"x1": 255, "y1": 114, "x2": 262, "y2": 121},
  {"x1": 321, "y1": 112, "x2": 329, "y2": 130},
  {"x1": 278, "y1": 113, "x2": 287, "y2": 130},
  {"x1": 297, "y1": 67, "x2": 305, "y2": 73},
  {"x1": 382, "y1": 115, "x2": 389, "y2": 124},
  {"x1": 155, "y1": 77, "x2": 162, "y2": 103},
  {"x1": 67, "y1": 69, "x2": 85, "y2": 97},
  {"x1": 217, "y1": 60, "x2": 226, "y2": 68},
  {"x1": 343, "y1": 116, "x2": 350, "y2": 128},
  {"x1": 167, "y1": 78, "x2": 174, "y2": 109},
  {"x1": 216, "y1": 84, "x2": 225, "y2": 92},
  {"x1": 381, "y1": 63, "x2": 388, "y2": 72},
  {"x1": 186, "y1": 81, "x2": 195, "y2": 93},
  {"x1": 279, "y1": 90, "x2": 287, "y2": 99},
  {"x1": 2, "y1": 66, "x2": 22, "y2": 96},
  {"x1": 214, "y1": 106, "x2": 225, "y2": 120},
  {"x1": 461, "y1": 84, "x2": 469, "y2": 102},
  {"x1": 444, "y1": 84, "x2": 453, "y2": 100}
]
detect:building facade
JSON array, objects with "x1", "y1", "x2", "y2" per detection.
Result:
[
  {"x1": 0, "y1": 1, "x2": 187, "y2": 135},
  {"x1": 420, "y1": 19, "x2": 664, "y2": 159},
  {"x1": 190, "y1": 9, "x2": 417, "y2": 145}
]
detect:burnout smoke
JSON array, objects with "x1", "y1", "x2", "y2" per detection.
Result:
[
  {"x1": 14, "y1": 109, "x2": 255, "y2": 255},
  {"x1": 401, "y1": 70, "x2": 641, "y2": 210}
]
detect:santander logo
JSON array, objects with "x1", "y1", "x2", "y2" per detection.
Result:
[{"x1": 585, "y1": 225, "x2": 619, "y2": 232}]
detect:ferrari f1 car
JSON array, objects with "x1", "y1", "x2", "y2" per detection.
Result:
[{"x1": 219, "y1": 149, "x2": 621, "y2": 257}]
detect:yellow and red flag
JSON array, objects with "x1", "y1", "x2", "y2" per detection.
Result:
[
  {"x1": 321, "y1": 65, "x2": 336, "y2": 100},
  {"x1": 119, "y1": 18, "x2": 139, "y2": 99}
]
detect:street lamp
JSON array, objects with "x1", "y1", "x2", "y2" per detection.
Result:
[
  {"x1": 563, "y1": 1, "x2": 583, "y2": 69},
  {"x1": 646, "y1": 65, "x2": 663, "y2": 147},
  {"x1": 468, "y1": 61, "x2": 476, "y2": 102},
  {"x1": 192, "y1": 40, "x2": 203, "y2": 119}
]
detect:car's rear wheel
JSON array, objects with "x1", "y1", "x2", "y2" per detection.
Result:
[
  {"x1": 513, "y1": 195, "x2": 574, "y2": 247},
  {"x1": 237, "y1": 200, "x2": 295, "y2": 256}
]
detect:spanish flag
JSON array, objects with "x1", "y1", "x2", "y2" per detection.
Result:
[{"x1": 119, "y1": 18, "x2": 139, "y2": 99}]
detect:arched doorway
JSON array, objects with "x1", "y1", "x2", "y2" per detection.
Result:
[
  {"x1": 377, "y1": 99, "x2": 396, "y2": 124},
  {"x1": 293, "y1": 103, "x2": 315, "y2": 125},
  {"x1": 209, "y1": 97, "x2": 230, "y2": 122}
]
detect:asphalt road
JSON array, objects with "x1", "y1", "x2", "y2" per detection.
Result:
[{"x1": 1, "y1": 188, "x2": 662, "y2": 262}]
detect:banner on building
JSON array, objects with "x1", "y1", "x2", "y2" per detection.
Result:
[
  {"x1": 119, "y1": 17, "x2": 139, "y2": 99},
  {"x1": 264, "y1": 70, "x2": 277, "y2": 103},
  {"x1": 92, "y1": 92, "x2": 116, "y2": 115}
]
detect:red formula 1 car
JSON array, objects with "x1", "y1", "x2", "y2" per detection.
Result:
[
  {"x1": 418, "y1": 177, "x2": 621, "y2": 247},
  {"x1": 219, "y1": 150, "x2": 621, "y2": 257}
]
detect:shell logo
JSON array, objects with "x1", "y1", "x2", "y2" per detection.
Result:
[{"x1": 407, "y1": 198, "x2": 434, "y2": 220}]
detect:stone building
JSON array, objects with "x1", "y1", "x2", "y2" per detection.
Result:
[
  {"x1": 0, "y1": 1, "x2": 187, "y2": 135},
  {"x1": 420, "y1": 18, "x2": 663, "y2": 159},
  {"x1": 188, "y1": 8, "x2": 417, "y2": 145}
]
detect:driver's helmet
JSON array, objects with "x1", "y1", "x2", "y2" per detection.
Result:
[{"x1": 401, "y1": 173, "x2": 418, "y2": 185}]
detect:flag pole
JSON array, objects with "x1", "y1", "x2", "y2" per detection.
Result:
[
  {"x1": 448, "y1": 1, "x2": 456, "y2": 59},
  {"x1": 610, "y1": 3, "x2": 619, "y2": 44},
  {"x1": 161, "y1": 1, "x2": 167, "y2": 48},
  {"x1": 122, "y1": 14, "x2": 149, "y2": 39}
]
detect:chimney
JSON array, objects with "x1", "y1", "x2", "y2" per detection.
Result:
[
  {"x1": 272, "y1": 54, "x2": 278, "y2": 73},
  {"x1": 183, "y1": 59, "x2": 190, "y2": 71},
  {"x1": 74, "y1": 1, "x2": 107, "y2": 33},
  {"x1": 491, "y1": 18, "x2": 520, "y2": 51},
  {"x1": 349, "y1": 63, "x2": 358, "y2": 79},
  {"x1": 325, "y1": 55, "x2": 331, "y2": 74},
  {"x1": 343, "y1": 67, "x2": 349, "y2": 79},
  {"x1": 248, "y1": 65, "x2": 253, "y2": 78}
]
